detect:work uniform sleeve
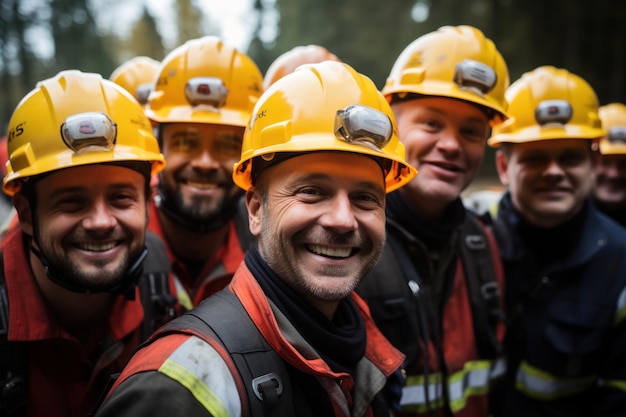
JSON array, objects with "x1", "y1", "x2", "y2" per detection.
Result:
[
  {"x1": 94, "y1": 372, "x2": 211, "y2": 417},
  {"x1": 94, "y1": 335, "x2": 243, "y2": 417}
]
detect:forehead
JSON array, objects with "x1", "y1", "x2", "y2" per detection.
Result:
[
  {"x1": 36, "y1": 164, "x2": 145, "y2": 193},
  {"x1": 265, "y1": 152, "x2": 385, "y2": 188},
  {"x1": 392, "y1": 96, "x2": 490, "y2": 122},
  {"x1": 161, "y1": 122, "x2": 244, "y2": 138},
  {"x1": 512, "y1": 138, "x2": 590, "y2": 155}
]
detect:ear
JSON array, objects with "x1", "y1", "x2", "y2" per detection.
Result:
[
  {"x1": 245, "y1": 188, "x2": 262, "y2": 237},
  {"x1": 13, "y1": 194, "x2": 34, "y2": 236},
  {"x1": 495, "y1": 150, "x2": 510, "y2": 187}
]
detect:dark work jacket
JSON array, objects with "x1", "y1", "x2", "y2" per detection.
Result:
[
  {"x1": 492, "y1": 194, "x2": 626, "y2": 417},
  {"x1": 357, "y1": 194, "x2": 506, "y2": 417}
]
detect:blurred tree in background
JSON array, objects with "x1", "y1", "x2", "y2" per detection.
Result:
[{"x1": 1, "y1": 0, "x2": 625, "y2": 179}]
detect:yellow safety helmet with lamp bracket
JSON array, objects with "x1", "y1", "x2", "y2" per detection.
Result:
[
  {"x1": 488, "y1": 66, "x2": 605, "y2": 146},
  {"x1": 382, "y1": 25, "x2": 509, "y2": 126},
  {"x1": 146, "y1": 36, "x2": 263, "y2": 128},
  {"x1": 598, "y1": 103, "x2": 626, "y2": 155},
  {"x1": 263, "y1": 44, "x2": 341, "y2": 90},
  {"x1": 3, "y1": 70, "x2": 165, "y2": 196},
  {"x1": 233, "y1": 61, "x2": 417, "y2": 193},
  {"x1": 110, "y1": 56, "x2": 160, "y2": 105}
]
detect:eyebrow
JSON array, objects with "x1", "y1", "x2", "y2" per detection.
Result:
[
  {"x1": 46, "y1": 182, "x2": 140, "y2": 199},
  {"x1": 294, "y1": 172, "x2": 385, "y2": 193}
]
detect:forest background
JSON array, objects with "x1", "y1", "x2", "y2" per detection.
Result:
[{"x1": 1, "y1": 0, "x2": 624, "y2": 182}]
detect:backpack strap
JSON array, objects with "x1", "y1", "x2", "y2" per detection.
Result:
[
  {"x1": 0, "y1": 253, "x2": 27, "y2": 417},
  {"x1": 157, "y1": 291, "x2": 297, "y2": 417},
  {"x1": 137, "y1": 230, "x2": 181, "y2": 341},
  {"x1": 460, "y1": 214, "x2": 505, "y2": 358},
  {"x1": 356, "y1": 229, "x2": 427, "y2": 367}
]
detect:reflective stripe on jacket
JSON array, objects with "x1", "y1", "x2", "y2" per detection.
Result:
[
  {"x1": 358, "y1": 210, "x2": 506, "y2": 417},
  {"x1": 97, "y1": 263, "x2": 405, "y2": 417}
]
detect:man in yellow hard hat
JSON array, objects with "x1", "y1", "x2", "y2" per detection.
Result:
[
  {"x1": 145, "y1": 36, "x2": 264, "y2": 308},
  {"x1": 94, "y1": 61, "x2": 417, "y2": 417},
  {"x1": 489, "y1": 66, "x2": 626, "y2": 416},
  {"x1": 0, "y1": 70, "x2": 181, "y2": 417},
  {"x1": 592, "y1": 103, "x2": 626, "y2": 227},
  {"x1": 357, "y1": 25, "x2": 509, "y2": 416}
]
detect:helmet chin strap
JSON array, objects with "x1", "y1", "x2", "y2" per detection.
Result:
[{"x1": 155, "y1": 184, "x2": 240, "y2": 233}]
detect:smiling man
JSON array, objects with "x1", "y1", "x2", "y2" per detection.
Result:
[
  {"x1": 592, "y1": 103, "x2": 626, "y2": 227},
  {"x1": 94, "y1": 61, "x2": 417, "y2": 417},
  {"x1": 145, "y1": 36, "x2": 264, "y2": 307},
  {"x1": 488, "y1": 66, "x2": 626, "y2": 417},
  {"x1": 356, "y1": 25, "x2": 509, "y2": 417},
  {"x1": 0, "y1": 70, "x2": 176, "y2": 417}
]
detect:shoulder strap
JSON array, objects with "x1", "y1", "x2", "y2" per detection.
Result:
[
  {"x1": 158, "y1": 291, "x2": 298, "y2": 417},
  {"x1": 0, "y1": 253, "x2": 27, "y2": 417},
  {"x1": 356, "y1": 232, "x2": 425, "y2": 365},
  {"x1": 460, "y1": 214, "x2": 505, "y2": 358},
  {"x1": 137, "y1": 230, "x2": 181, "y2": 341}
]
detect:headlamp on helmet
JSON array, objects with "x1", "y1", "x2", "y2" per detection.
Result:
[
  {"x1": 535, "y1": 100, "x2": 573, "y2": 126},
  {"x1": 135, "y1": 83, "x2": 153, "y2": 105},
  {"x1": 334, "y1": 105, "x2": 392, "y2": 151},
  {"x1": 607, "y1": 127, "x2": 626, "y2": 145},
  {"x1": 61, "y1": 112, "x2": 117, "y2": 153},
  {"x1": 184, "y1": 77, "x2": 229, "y2": 107},
  {"x1": 453, "y1": 59, "x2": 497, "y2": 96}
]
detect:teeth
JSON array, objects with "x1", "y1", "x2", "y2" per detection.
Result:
[
  {"x1": 309, "y1": 245, "x2": 351, "y2": 258},
  {"x1": 187, "y1": 181, "x2": 217, "y2": 189},
  {"x1": 76, "y1": 242, "x2": 117, "y2": 252}
]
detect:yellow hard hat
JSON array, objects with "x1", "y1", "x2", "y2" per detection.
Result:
[
  {"x1": 146, "y1": 36, "x2": 263, "y2": 127},
  {"x1": 488, "y1": 66, "x2": 606, "y2": 146},
  {"x1": 4, "y1": 70, "x2": 165, "y2": 196},
  {"x1": 383, "y1": 25, "x2": 509, "y2": 125},
  {"x1": 263, "y1": 44, "x2": 341, "y2": 90},
  {"x1": 109, "y1": 56, "x2": 160, "y2": 105},
  {"x1": 233, "y1": 61, "x2": 417, "y2": 192},
  {"x1": 598, "y1": 103, "x2": 626, "y2": 155}
]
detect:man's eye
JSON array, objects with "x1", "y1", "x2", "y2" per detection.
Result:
[
  {"x1": 353, "y1": 193, "x2": 383, "y2": 209},
  {"x1": 213, "y1": 134, "x2": 242, "y2": 158},
  {"x1": 170, "y1": 136, "x2": 200, "y2": 151},
  {"x1": 521, "y1": 155, "x2": 544, "y2": 165},
  {"x1": 54, "y1": 197, "x2": 85, "y2": 211},
  {"x1": 560, "y1": 153, "x2": 586, "y2": 166},
  {"x1": 298, "y1": 188, "x2": 320, "y2": 196},
  {"x1": 421, "y1": 119, "x2": 441, "y2": 131},
  {"x1": 461, "y1": 127, "x2": 487, "y2": 142}
]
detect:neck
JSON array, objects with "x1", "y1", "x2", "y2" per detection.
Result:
[
  {"x1": 401, "y1": 187, "x2": 451, "y2": 223},
  {"x1": 158, "y1": 209, "x2": 230, "y2": 261}
]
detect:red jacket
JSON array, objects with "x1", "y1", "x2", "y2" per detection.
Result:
[
  {"x1": 147, "y1": 200, "x2": 245, "y2": 307},
  {"x1": 358, "y1": 211, "x2": 506, "y2": 417},
  {"x1": 1, "y1": 227, "x2": 147, "y2": 417},
  {"x1": 96, "y1": 262, "x2": 405, "y2": 417}
]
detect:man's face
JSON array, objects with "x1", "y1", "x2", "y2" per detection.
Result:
[
  {"x1": 29, "y1": 164, "x2": 148, "y2": 291},
  {"x1": 592, "y1": 152, "x2": 626, "y2": 210},
  {"x1": 160, "y1": 122, "x2": 244, "y2": 223},
  {"x1": 247, "y1": 152, "x2": 386, "y2": 312},
  {"x1": 392, "y1": 96, "x2": 490, "y2": 215},
  {"x1": 496, "y1": 139, "x2": 593, "y2": 228}
]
